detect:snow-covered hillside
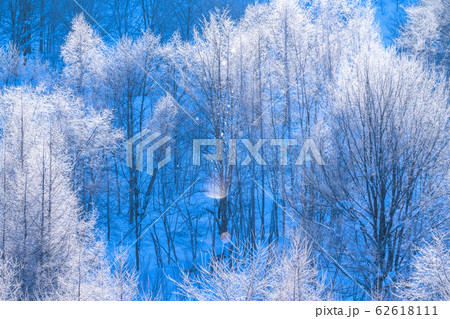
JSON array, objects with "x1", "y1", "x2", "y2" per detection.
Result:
[{"x1": 0, "y1": 0, "x2": 448, "y2": 301}]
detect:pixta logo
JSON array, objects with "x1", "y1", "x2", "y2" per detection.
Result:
[
  {"x1": 126, "y1": 129, "x2": 172, "y2": 175},
  {"x1": 193, "y1": 138, "x2": 325, "y2": 166},
  {"x1": 127, "y1": 131, "x2": 324, "y2": 175}
]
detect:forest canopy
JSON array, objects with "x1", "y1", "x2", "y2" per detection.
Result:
[{"x1": 0, "y1": 0, "x2": 448, "y2": 301}]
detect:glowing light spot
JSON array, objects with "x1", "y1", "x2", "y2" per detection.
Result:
[{"x1": 205, "y1": 178, "x2": 228, "y2": 199}]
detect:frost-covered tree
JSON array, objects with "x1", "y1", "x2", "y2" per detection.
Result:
[
  {"x1": 0, "y1": 252, "x2": 21, "y2": 300},
  {"x1": 104, "y1": 30, "x2": 164, "y2": 270},
  {"x1": 317, "y1": 45, "x2": 449, "y2": 298},
  {"x1": 177, "y1": 10, "x2": 240, "y2": 249},
  {"x1": 176, "y1": 236, "x2": 325, "y2": 301},
  {"x1": 0, "y1": 86, "x2": 135, "y2": 300},
  {"x1": 61, "y1": 14, "x2": 106, "y2": 96},
  {"x1": 0, "y1": 42, "x2": 53, "y2": 87},
  {"x1": 60, "y1": 15, "x2": 124, "y2": 241},
  {"x1": 0, "y1": 42, "x2": 24, "y2": 86},
  {"x1": 398, "y1": 0, "x2": 450, "y2": 74},
  {"x1": 396, "y1": 235, "x2": 450, "y2": 300}
]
